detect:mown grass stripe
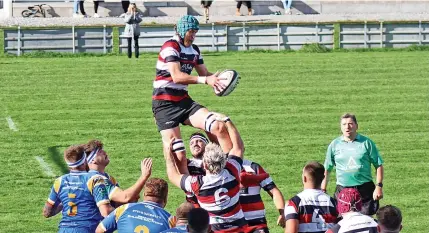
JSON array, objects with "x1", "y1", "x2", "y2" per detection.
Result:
[{"x1": 0, "y1": 52, "x2": 428, "y2": 233}]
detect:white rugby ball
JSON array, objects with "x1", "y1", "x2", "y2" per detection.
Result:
[{"x1": 214, "y1": 69, "x2": 240, "y2": 97}]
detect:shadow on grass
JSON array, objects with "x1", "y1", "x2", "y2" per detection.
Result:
[{"x1": 48, "y1": 145, "x2": 69, "y2": 174}]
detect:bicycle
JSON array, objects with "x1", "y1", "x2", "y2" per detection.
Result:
[{"x1": 22, "y1": 4, "x2": 46, "y2": 18}]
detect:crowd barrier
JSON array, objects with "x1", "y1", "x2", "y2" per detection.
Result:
[{"x1": 1, "y1": 21, "x2": 429, "y2": 55}]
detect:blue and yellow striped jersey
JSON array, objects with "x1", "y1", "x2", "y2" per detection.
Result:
[
  {"x1": 47, "y1": 170, "x2": 110, "y2": 229},
  {"x1": 100, "y1": 201, "x2": 174, "y2": 233},
  {"x1": 88, "y1": 170, "x2": 120, "y2": 200}
]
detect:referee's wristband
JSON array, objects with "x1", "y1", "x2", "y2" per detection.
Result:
[{"x1": 197, "y1": 76, "x2": 207, "y2": 84}]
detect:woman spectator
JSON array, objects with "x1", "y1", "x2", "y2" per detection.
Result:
[{"x1": 124, "y1": 3, "x2": 142, "y2": 59}]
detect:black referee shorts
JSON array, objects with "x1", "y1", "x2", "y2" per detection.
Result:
[
  {"x1": 152, "y1": 98, "x2": 204, "y2": 131},
  {"x1": 335, "y1": 181, "x2": 380, "y2": 216}
]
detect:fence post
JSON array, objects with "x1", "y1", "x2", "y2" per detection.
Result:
[
  {"x1": 364, "y1": 21, "x2": 367, "y2": 48},
  {"x1": 0, "y1": 29, "x2": 4, "y2": 56},
  {"x1": 112, "y1": 27, "x2": 119, "y2": 54},
  {"x1": 17, "y1": 26, "x2": 21, "y2": 56},
  {"x1": 242, "y1": 22, "x2": 246, "y2": 50},
  {"x1": 72, "y1": 25, "x2": 75, "y2": 54},
  {"x1": 334, "y1": 23, "x2": 340, "y2": 50},
  {"x1": 103, "y1": 25, "x2": 107, "y2": 54},
  {"x1": 277, "y1": 22, "x2": 280, "y2": 51},
  {"x1": 380, "y1": 21, "x2": 383, "y2": 48},
  {"x1": 419, "y1": 20, "x2": 422, "y2": 45},
  {"x1": 211, "y1": 22, "x2": 215, "y2": 50},
  {"x1": 224, "y1": 25, "x2": 228, "y2": 51},
  {"x1": 315, "y1": 22, "x2": 319, "y2": 43}
]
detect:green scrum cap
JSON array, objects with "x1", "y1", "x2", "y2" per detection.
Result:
[{"x1": 176, "y1": 15, "x2": 199, "y2": 38}]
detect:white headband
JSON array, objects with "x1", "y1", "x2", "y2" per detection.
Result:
[{"x1": 67, "y1": 152, "x2": 87, "y2": 168}]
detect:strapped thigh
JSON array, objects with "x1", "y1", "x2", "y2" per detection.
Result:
[
  {"x1": 204, "y1": 112, "x2": 217, "y2": 133},
  {"x1": 172, "y1": 138, "x2": 186, "y2": 153}
]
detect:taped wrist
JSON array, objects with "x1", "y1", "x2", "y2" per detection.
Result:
[{"x1": 197, "y1": 76, "x2": 207, "y2": 84}]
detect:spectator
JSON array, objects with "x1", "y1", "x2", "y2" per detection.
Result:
[
  {"x1": 120, "y1": 0, "x2": 130, "y2": 18},
  {"x1": 73, "y1": 0, "x2": 87, "y2": 18},
  {"x1": 124, "y1": 3, "x2": 142, "y2": 59},
  {"x1": 322, "y1": 113, "x2": 384, "y2": 216},
  {"x1": 93, "y1": 0, "x2": 100, "y2": 18},
  {"x1": 376, "y1": 205, "x2": 403, "y2": 233},
  {"x1": 201, "y1": 1, "x2": 213, "y2": 23},
  {"x1": 281, "y1": 0, "x2": 292, "y2": 14},
  {"x1": 326, "y1": 188, "x2": 378, "y2": 233},
  {"x1": 187, "y1": 208, "x2": 210, "y2": 233},
  {"x1": 236, "y1": 1, "x2": 252, "y2": 16}
]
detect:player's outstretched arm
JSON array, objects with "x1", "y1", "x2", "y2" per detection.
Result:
[
  {"x1": 214, "y1": 113, "x2": 244, "y2": 158},
  {"x1": 110, "y1": 158, "x2": 152, "y2": 204},
  {"x1": 164, "y1": 138, "x2": 185, "y2": 188},
  {"x1": 168, "y1": 62, "x2": 225, "y2": 91}
]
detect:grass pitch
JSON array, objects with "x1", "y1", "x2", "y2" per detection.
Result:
[{"x1": 0, "y1": 51, "x2": 428, "y2": 233}]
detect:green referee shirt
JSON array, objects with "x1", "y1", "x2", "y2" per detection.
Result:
[{"x1": 324, "y1": 134, "x2": 383, "y2": 187}]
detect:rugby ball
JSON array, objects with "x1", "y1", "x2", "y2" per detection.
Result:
[{"x1": 214, "y1": 69, "x2": 240, "y2": 97}]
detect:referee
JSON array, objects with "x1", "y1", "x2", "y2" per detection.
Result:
[{"x1": 321, "y1": 113, "x2": 384, "y2": 216}]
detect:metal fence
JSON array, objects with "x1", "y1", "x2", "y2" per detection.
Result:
[
  {"x1": 340, "y1": 21, "x2": 429, "y2": 49},
  {"x1": 118, "y1": 23, "x2": 333, "y2": 53},
  {"x1": 4, "y1": 26, "x2": 113, "y2": 55},
  {"x1": 2, "y1": 22, "x2": 429, "y2": 55}
]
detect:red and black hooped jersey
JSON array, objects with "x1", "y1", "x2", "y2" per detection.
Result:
[
  {"x1": 284, "y1": 189, "x2": 338, "y2": 233},
  {"x1": 153, "y1": 35, "x2": 204, "y2": 102},
  {"x1": 180, "y1": 156, "x2": 248, "y2": 233},
  {"x1": 239, "y1": 160, "x2": 276, "y2": 230}
]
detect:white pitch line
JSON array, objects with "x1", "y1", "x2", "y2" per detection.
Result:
[
  {"x1": 35, "y1": 156, "x2": 56, "y2": 177},
  {"x1": 6, "y1": 116, "x2": 18, "y2": 131}
]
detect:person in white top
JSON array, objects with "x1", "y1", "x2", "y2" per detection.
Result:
[{"x1": 326, "y1": 188, "x2": 378, "y2": 233}]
